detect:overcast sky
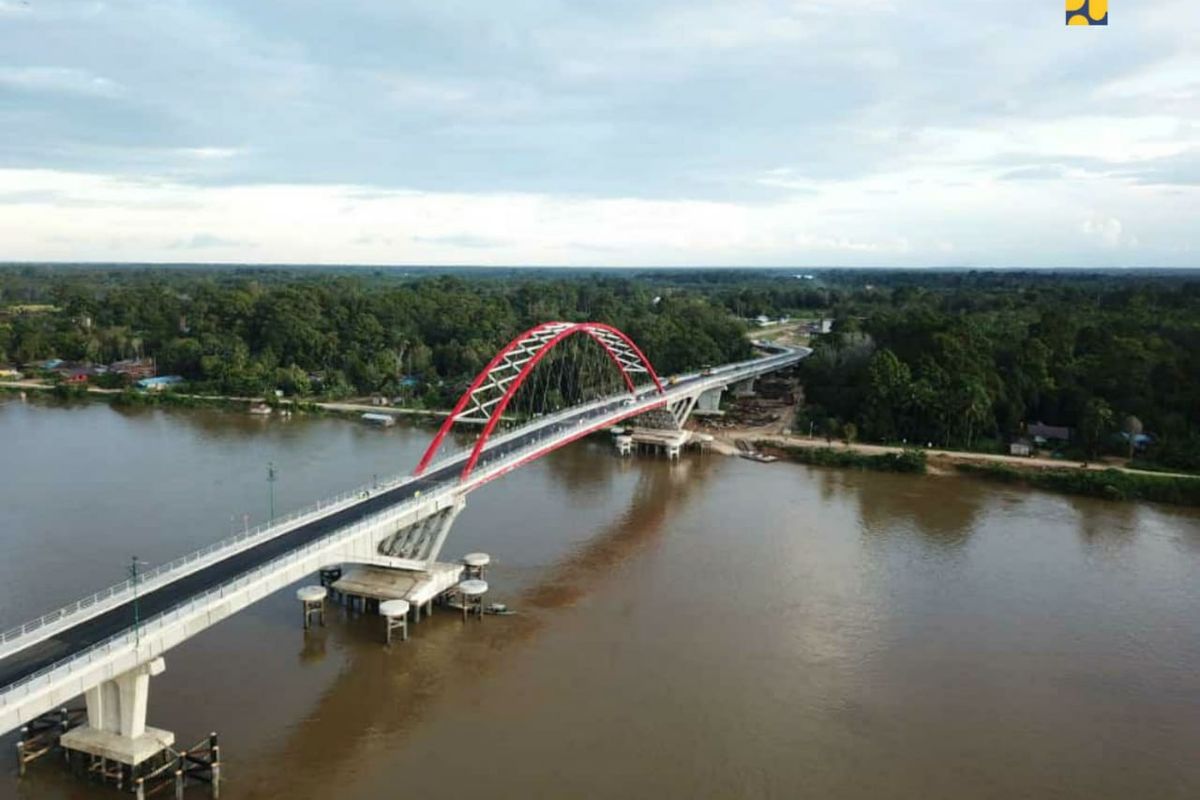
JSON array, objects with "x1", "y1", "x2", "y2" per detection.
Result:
[{"x1": 0, "y1": 0, "x2": 1196, "y2": 266}]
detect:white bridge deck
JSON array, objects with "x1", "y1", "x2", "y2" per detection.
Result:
[{"x1": 0, "y1": 342, "x2": 809, "y2": 735}]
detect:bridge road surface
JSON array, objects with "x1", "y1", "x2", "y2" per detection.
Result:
[{"x1": 0, "y1": 349, "x2": 800, "y2": 694}]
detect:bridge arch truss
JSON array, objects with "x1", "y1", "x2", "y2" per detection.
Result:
[{"x1": 414, "y1": 321, "x2": 664, "y2": 481}]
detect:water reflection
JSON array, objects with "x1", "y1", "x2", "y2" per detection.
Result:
[
  {"x1": 1068, "y1": 495, "x2": 1139, "y2": 551},
  {"x1": 243, "y1": 457, "x2": 713, "y2": 798},
  {"x1": 809, "y1": 467, "x2": 986, "y2": 548}
]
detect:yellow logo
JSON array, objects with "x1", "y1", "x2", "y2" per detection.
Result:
[{"x1": 1067, "y1": 0, "x2": 1107, "y2": 24}]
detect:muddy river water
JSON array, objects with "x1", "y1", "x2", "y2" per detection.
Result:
[{"x1": 1, "y1": 398, "x2": 1198, "y2": 799}]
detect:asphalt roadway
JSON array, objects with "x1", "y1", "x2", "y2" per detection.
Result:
[{"x1": 0, "y1": 350, "x2": 801, "y2": 694}]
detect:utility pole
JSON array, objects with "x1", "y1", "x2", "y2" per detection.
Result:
[
  {"x1": 267, "y1": 461, "x2": 277, "y2": 521},
  {"x1": 130, "y1": 556, "x2": 148, "y2": 646}
]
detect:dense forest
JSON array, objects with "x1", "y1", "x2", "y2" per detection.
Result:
[
  {"x1": 790, "y1": 271, "x2": 1200, "y2": 471},
  {"x1": 2, "y1": 265, "x2": 1198, "y2": 470},
  {"x1": 0, "y1": 266, "x2": 750, "y2": 408}
]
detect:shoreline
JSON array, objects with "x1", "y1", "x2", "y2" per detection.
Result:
[
  {"x1": 0, "y1": 380, "x2": 449, "y2": 422},
  {"x1": 720, "y1": 430, "x2": 1196, "y2": 481},
  {"x1": 730, "y1": 433, "x2": 1200, "y2": 508},
  {"x1": 8, "y1": 381, "x2": 1198, "y2": 507}
]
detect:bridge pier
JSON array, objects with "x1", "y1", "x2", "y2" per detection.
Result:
[
  {"x1": 693, "y1": 386, "x2": 724, "y2": 415},
  {"x1": 733, "y1": 377, "x2": 756, "y2": 398},
  {"x1": 60, "y1": 657, "x2": 173, "y2": 769}
]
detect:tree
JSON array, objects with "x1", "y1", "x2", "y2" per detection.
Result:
[
  {"x1": 863, "y1": 348, "x2": 911, "y2": 441},
  {"x1": 1078, "y1": 397, "x2": 1114, "y2": 458},
  {"x1": 842, "y1": 422, "x2": 858, "y2": 445}
]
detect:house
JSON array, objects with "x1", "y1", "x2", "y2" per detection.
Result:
[
  {"x1": 1027, "y1": 422, "x2": 1072, "y2": 445},
  {"x1": 0, "y1": 367, "x2": 21, "y2": 380},
  {"x1": 62, "y1": 369, "x2": 91, "y2": 385},
  {"x1": 1009, "y1": 439, "x2": 1033, "y2": 457},
  {"x1": 806, "y1": 319, "x2": 833, "y2": 335},
  {"x1": 136, "y1": 375, "x2": 184, "y2": 391},
  {"x1": 109, "y1": 358, "x2": 156, "y2": 381},
  {"x1": 31, "y1": 358, "x2": 64, "y2": 371}
]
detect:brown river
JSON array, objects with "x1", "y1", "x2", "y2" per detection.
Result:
[{"x1": 1, "y1": 396, "x2": 1198, "y2": 799}]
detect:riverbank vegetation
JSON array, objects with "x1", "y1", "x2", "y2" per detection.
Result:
[
  {"x1": 760, "y1": 442, "x2": 927, "y2": 473},
  {"x1": 954, "y1": 462, "x2": 1200, "y2": 507},
  {"x1": 3, "y1": 266, "x2": 1198, "y2": 475}
]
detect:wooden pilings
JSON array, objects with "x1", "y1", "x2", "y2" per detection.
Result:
[
  {"x1": 14, "y1": 706, "x2": 85, "y2": 776},
  {"x1": 18, "y1": 714, "x2": 220, "y2": 798}
]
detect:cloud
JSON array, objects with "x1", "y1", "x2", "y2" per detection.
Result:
[
  {"x1": 170, "y1": 233, "x2": 251, "y2": 250},
  {"x1": 1081, "y1": 216, "x2": 1126, "y2": 248},
  {"x1": 999, "y1": 166, "x2": 1067, "y2": 181},
  {"x1": 176, "y1": 147, "x2": 245, "y2": 161},
  {"x1": 0, "y1": 167, "x2": 1190, "y2": 267},
  {"x1": 411, "y1": 234, "x2": 512, "y2": 249},
  {"x1": 0, "y1": 66, "x2": 122, "y2": 97},
  {"x1": 0, "y1": 0, "x2": 1195, "y2": 265}
]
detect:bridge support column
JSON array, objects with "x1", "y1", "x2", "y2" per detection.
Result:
[
  {"x1": 60, "y1": 657, "x2": 174, "y2": 767},
  {"x1": 693, "y1": 387, "x2": 724, "y2": 415},
  {"x1": 733, "y1": 378, "x2": 756, "y2": 398}
]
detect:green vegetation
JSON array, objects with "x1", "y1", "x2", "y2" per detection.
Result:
[
  {"x1": 0, "y1": 266, "x2": 751, "y2": 407},
  {"x1": 955, "y1": 462, "x2": 1200, "y2": 507},
  {"x1": 785, "y1": 270, "x2": 1200, "y2": 473},
  {"x1": 760, "y1": 442, "x2": 927, "y2": 473},
  {"x1": 3, "y1": 265, "x2": 1199, "y2": 477}
]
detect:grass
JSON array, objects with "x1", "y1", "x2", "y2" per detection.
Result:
[
  {"x1": 955, "y1": 462, "x2": 1200, "y2": 507},
  {"x1": 759, "y1": 442, "x2": 927, "y2": 473}
]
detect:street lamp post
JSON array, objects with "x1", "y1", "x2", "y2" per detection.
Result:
[
  {"x1": 268, "y1": 461, "x2": 277, "y2": 521},
  {"x1": 129, "y1": 556, "x2": 149, "y2": 646}
]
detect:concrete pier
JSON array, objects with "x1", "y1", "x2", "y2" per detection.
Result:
[
  {"x1": 627, "y1": 427, "x2": 690, "y2": 460},
  {"x1": 331, "y1": 562, "x2": 462, "y2": 622},
  {"x1": 60, "y1": 658, "x2": 173, "y2": 768},
  {"x1": 379, "y1": 600, "x2": 410, "y2": 644}
]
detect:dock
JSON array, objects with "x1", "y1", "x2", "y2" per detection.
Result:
[
  {"x1": 331, "y1": 562, "x2": 462, "y2": 619},
  {"x1": 613, "y1": 426, "x2": 692, "y2": 459}
]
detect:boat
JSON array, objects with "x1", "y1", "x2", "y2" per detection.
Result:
[
  {"x1": 360, "y1": 412, "x2": 396, "y2": 427},
  {"x1": 248, "y1": 403, "x2": 272, "y2": 416}
]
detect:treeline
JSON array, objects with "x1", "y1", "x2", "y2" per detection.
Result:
[
  {"x1": 0, "y1": 268, "x2": 750, "y2": 405},
  {"x1": 792, "y1": 275, "x2": 1200, "y2": 471}
]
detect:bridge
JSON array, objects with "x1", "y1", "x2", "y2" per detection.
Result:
[{"x1": 0, "y1": 321, "x2": 808, "y2": 774}]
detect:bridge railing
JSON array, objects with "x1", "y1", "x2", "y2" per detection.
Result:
[
  {"x1": 0, "y1": 484, "x2": 441, "y2": 707},
  {"x1": 0, "y1": 468, "x2": 420, "y2": 653},
  {"x1": 2, "y1": 345, "x2": 809, "y2": 658},
  {"x1": 0, "y1": 388, "x2": 631, "y2": 654},
  {"x1": 416, "y1": 383, "x2": 657, "y2": 478}
]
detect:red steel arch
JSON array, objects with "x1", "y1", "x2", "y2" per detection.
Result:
[{"x1": 414, "y1": 322, "x2": 664, "y2": 481}]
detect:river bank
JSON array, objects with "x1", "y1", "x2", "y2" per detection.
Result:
[
  {"x1": 8, "y1": 379, "x2": 1200, "y2": 508},
  {"x1": 0, "y1": 379, "x2": 449, "y2": 422},
  {"x1": 729, "y1": 432, "x2": 1200, "y2": 507}
]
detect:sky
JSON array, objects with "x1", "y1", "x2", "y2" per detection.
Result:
[{"x1": 0, "y1": 0, "x2": 1196, "y2": 267}]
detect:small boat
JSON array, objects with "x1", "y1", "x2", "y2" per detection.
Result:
[
  {"x1": 740, "y1": 452, "x2": 779, "y2": 463},
  {"x1": 360, "y1": 412, "x2": 396, "y2": 428},
  {"x1": 248, "y1": 403, "x2": 272, "y2": 416}
]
